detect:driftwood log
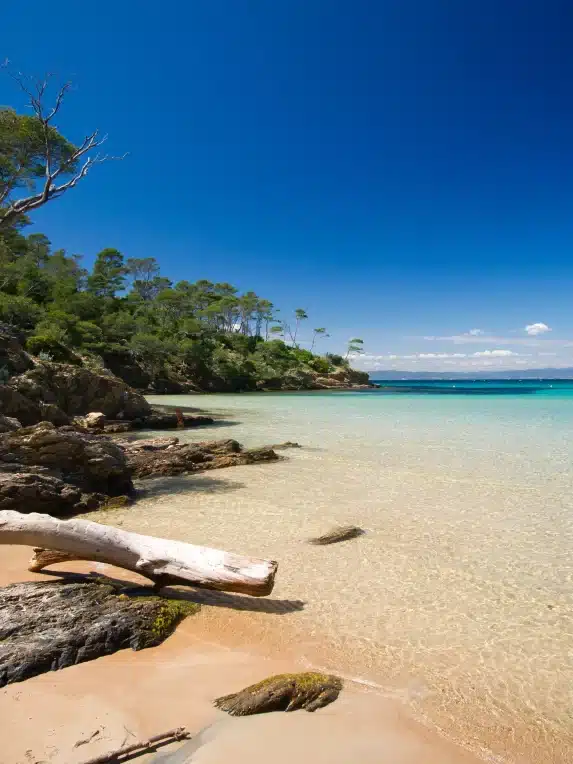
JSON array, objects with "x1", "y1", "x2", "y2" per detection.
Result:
[{"x1": 0, "y1": 510, "x2": 277, "y2": 596}]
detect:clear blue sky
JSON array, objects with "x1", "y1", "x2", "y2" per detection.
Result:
[{"x1": 2, "y1": 0, "x2": 573, "y2": 371}]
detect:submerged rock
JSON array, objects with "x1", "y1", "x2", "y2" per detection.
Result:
[
  {"x1": 214, "y1": 672, "x2": 343, "y2": 715},
  {"x1": 307, "y1": 525, "x2": 365, "y2": 545},
  {"x1": 125, "y1": 438, "x2": 279, "y2": 479},
  {"x1": 0, "y1": 578, "x2": 199, "y2": 687}
]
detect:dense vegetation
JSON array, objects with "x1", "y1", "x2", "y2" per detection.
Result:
[
  {"x1": 0, "y1": 70, "x2": 366, "y2": 392},
  {"x1": 0, "y1": 219, "x2": 365, "y2": 391}
]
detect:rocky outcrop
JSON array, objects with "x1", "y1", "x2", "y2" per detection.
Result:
[
  {"x1": 0, "y1": 422, "x2": 133, "y2": 495},
  {"x1": 0, "y1": 415, "x2": 21, "y2": 433},
  {"x1": 0, "y1": 426, "x2": 280, "y2": 514},
  {"x1": 312, "y1": 366, "x2": 376, "y2": 390},
  {"x1": 124, "y1": 437, "x2": 279, "y2": 479},
  {"x1": 0, "y1": 472, "x2": 83, "y2": 515},
  {"x1": 116, "y1": 436, "x2": 179, "y2": 452},
  {"x1": 0, "y1": 326, "x2": 34, "y2": 377},
  {"x1": 0, "y1": 578, "x2": 199, "y2": 687},
  {"x1": 9, "y1": 361, "x2": 151, "y2": 420},
  {"x1": 130, "y1": 412, "x2": 214, "y2": 430},
  {"x1": 38, "y1": 402, "x2": 70, "y2": 426},
  {"x1": 0, "y1": 384, "x2": 42, "y2": 425}
]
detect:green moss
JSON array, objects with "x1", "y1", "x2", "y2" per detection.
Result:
[
  {"x1": 131, "y1": 595, "x2": 200, "y2": 649},
  {"x1": 100, "y1": 495, "x2": 131, "y2": 510},
  {"x1": 214, "y1": 671, "x2": 343, "y2": 715},
  {"x1": 246, "y1": 672, "x2": 337, "y2": 692},
  {"x1": 150, "y1": 599, "x2": 200, "y2": 638}
]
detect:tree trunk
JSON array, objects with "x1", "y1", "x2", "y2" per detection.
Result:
[{"x1": 0, "y1": 510, "x2": 277, "y2": 596}]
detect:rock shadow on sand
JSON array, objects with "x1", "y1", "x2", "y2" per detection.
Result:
[
  {"x1": 136, "y1": 475, "x2": 245, "y2": 499},
  {"x1": 38, "y1": 571, "x2": 305, "y2": 615}
]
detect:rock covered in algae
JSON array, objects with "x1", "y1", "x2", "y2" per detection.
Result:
[
  {"x1": 0, "y1": 578, "x2": 199, "y2": 687},
  {"x1": 307, "y1": 525, "x2": 365, "y2": 545},
  {"x1": 214, "y1": 672, "x2": 343, "y2": 715}
]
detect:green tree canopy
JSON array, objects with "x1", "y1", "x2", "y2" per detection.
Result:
[
  {"x1": 87, "y1": 249, "x2": 126, "y2": 298},
  {"x1": 0, "y1": 71, "x2": 121, "y2": 229}
]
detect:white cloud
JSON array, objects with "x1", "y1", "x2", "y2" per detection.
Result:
[
  {"x1": 525, "y1": 322, "x2": 551, "y2": 336},
  {"x1": 468, "y1": 328, "x2": 484, "y2": 336},
  {"x1": 472, "y1": 349, "x2": 518, "y2": 357},
  {"x1": 423, "y1": 333, "x2": 571, "y2": 347}
]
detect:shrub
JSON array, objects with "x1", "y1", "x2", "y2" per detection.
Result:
[
  {"x1": 0, "y1": 294, "x2": 43, "y2": 331},
  {"x1": 309, "y1": 356, "x2": 331, "y2": 374},
  {"x1": 325, "y1": 352, "x2": 346, "y2": 367},
  {"x1": 26, "y1": 334, "x2": 79, "y2": 363}
]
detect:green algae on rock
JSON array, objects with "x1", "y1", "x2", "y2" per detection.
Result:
[
  {"x1": 0, "y1": 577, "x2": 199, "y2": 687},
  {"x1": 214, "y1": 672, "x2": 343, "y2": 715}
]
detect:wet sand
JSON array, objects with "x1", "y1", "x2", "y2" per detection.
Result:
[{"x1": 0, "y1": 546, "x2": 485, "y2": 764}]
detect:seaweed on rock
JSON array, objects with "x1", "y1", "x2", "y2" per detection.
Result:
[{"x1": 214, "y1": 672, "x2": 343, "y2": 715}]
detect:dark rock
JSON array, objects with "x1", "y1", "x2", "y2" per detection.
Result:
[
  {"x1": 0, "y1": 463, "x2": 61, "y2": 476},
  {"x1": 0, "y1": 472, "x2": 82, "y2": 515},
  {"x1": 103, "y1": 421, "x2": 133, "y2": 434},
  {"x1": 0, "y1": 326, "x2": 34, "y2": 377},
  {"x1": 0, "y1": 579, "x2": 199, "y2": 687},
  {"x1": 0, "y1": 422, "x2": 133, "y2": 495},
  {"x1": 116, "y1": 436, "x2": 180, "y2": 452},
  {"x1": 125, "y1": 438, "x2": 279, "y2": 479},
  {"x1": 268, "y1": 441, "x2": 301, "y2": 450},
  {"x1": 0, "y1": 384, "x2": 42, "y2": 426},
  {"x1": 9, "y1": 362, "x2": 151, "y2": 420},
  {"x1": 100, "y1": 347, "x2": 152, "y2": 390},
  {"x1": 39, "y1": 402, "x2": 71, "y2": 426},
  {"x1": 0, "y1": 415, "x2": 21, "y2": 433},
  {"x1": 214, "y1": 672, "x2": 343, "y2": 715},
  {"x1": 130, "y1": 413, "x2": 215, "y2": 430}
]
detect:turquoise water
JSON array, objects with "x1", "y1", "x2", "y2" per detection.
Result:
[
  {"x1": 114, "y1": 387, "x2": 573, "y2": 762},
  {"x1": 370, "y1": 379, "x2": 573, "y2": 396}
]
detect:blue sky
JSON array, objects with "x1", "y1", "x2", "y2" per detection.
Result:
[{"x1": 2, "y1": 0, "x2": 573, "y2": 372}]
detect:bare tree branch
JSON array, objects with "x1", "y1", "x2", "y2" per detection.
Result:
[{"x1": 0, "y1": 68, "x2": 125, "y2": 230}]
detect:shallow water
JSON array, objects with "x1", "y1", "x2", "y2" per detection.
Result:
[{"x1": 103, "y1": 388, "x2": 573, "y2": 762}]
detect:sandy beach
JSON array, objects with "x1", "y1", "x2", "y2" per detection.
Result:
[
  {"x1": 0, "y1": 546, "x2": 487, "y2": 764},
  {"x1": 2, "y1": 390, "x2": 573, "y2": 763}
]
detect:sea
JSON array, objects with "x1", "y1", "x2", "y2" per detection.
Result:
[{"x1": 98, "y1": 380, "x2": 573, "y2": 763}]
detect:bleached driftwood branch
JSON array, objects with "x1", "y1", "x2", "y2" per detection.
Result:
[{"x1": 0, "y1": 511, "x2": 277, "y2": 597}]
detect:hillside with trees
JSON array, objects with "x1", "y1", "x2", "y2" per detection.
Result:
[
  {"x1": 0, "y1": 220, "x2": 369, "y2": 392},
  {"x1": 0, "y1": 69, "x2": 369, "y2": 393}
]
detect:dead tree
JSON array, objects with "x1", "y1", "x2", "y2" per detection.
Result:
[{"x1": 0, "y1": 65, "x2": 124, "y2": 229}]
